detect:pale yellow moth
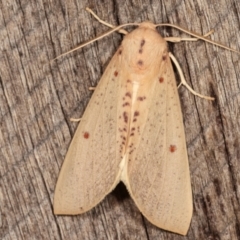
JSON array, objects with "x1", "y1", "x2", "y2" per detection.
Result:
[{"x1": 54, "y1": 9, "x2": 239, "y2": 235}]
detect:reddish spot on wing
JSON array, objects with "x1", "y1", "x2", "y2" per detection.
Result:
[
  {"x1": 169, "y1": 145, "x2": 177, "y2": 153},
  {"x1": 125, "y1": 92, "x2": 132, "y2": 98},
  {"x1": 134, "y1": 111, "x2": 140, "y2": 117},
  {"x1": 114, "y1": 71, "x2": 118, "y2": 77},
  {"x1": 83, "y1": 132, "x2": 90, "y2": 139},
  {"x1": 123, "y1": 112, "x2": 128, "y2": 123},
  {"x1": 137, "y1": 96, "x2": 146, "y2": 101},
  {"x1": 122, "y1": 102, "x2": 130, "y2": 107},
  {"x1": 159, "y1": 77, "x2": 164, "y2": 83}
]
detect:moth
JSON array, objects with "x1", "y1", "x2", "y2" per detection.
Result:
[{"x1": 53, "y1": 8, "x2": 239, "y2": 235}]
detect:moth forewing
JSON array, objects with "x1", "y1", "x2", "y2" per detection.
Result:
[
  {"x1": 54, "y1": 52, "x2": 124, "y2": 214},
  {"x1": 116, "y1": 29, "x2": 192, "y2": 235}
]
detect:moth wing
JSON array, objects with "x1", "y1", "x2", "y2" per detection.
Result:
[
  {"x1": 54, "y1": 51, "x2": 124, "y2": 214},
  {"x1": 125, "y1": 54, "x2": 192, "y2": 235}
]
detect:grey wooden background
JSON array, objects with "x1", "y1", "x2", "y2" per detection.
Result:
[{"x1": 1, "y1": 0, "x2": 240, "y2": 239}]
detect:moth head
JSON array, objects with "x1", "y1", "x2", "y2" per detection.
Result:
[
  {"x1": 121, "y1": 23, "x2": 168, "y2": 74},
  {"x1": 138, "y1": 21, "x2": 156, "y2": 30}
]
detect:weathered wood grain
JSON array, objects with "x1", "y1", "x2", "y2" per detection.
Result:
[{"x1": 0, "y1": 0, "x2": 240, "y2": 239}]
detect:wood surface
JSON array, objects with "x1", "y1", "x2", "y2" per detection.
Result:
[{"x1": 1, "y1": 0, "x2": 240, "y2": 239}]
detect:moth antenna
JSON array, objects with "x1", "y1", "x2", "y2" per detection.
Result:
[
  {"x1": 86, "y1": 8, "x2": 128, "y2": 35},
  {"x1": 156, "y1": 23, "x2": 240, "y2": 54},
  {"x1": 51, "y1": 23, "x2": 138, "y2": 62},
  {"x1": 165, "y1": 29, "x2": 214, "y2": 42}
]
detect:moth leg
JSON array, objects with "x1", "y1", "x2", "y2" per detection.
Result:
[
  {"x1": 169, "y1": 52, "x2": 214, "y2": 100},
  {"x1": 86, "y1": 7, "x2": 128, "y2": 35},
  {"x1": 165, "y1": 30, "x2": 214, "y2": 43},
  {"x1": 52, "y1": 10, "x2": 133, "y2": 61},
  {"x1": 70, "y1": 118, "x2": 81, "y2": 122},
  {"x1": 89, "y1": 87, "x2": 96, "y2": 91}
]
